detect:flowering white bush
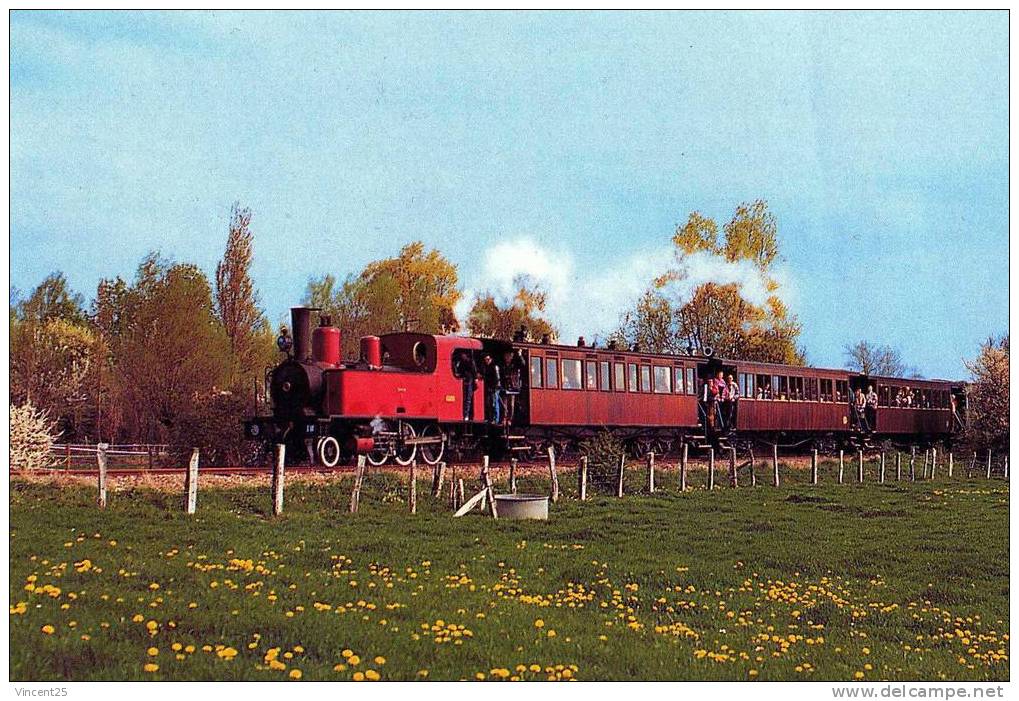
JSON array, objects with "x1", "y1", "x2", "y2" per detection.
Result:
[{"x1": 10, "y1": 401, "x2": 59, "y2": 471}]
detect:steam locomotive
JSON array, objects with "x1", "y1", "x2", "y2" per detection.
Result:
[{"x1": 243, "y1": 307, "x2": 967, "y2": 465}]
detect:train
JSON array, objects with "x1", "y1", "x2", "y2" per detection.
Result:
[{"x1": 243, "y1": 307, "x2": 967, "y2": 465}]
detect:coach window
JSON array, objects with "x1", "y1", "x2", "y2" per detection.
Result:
[
  {"x1": 686, "y1": 368, "x2": 696, "y2": 395},
  {"x1": 835, "y1": 380, "x2": 849, "y2": 403},
  {"x1": 879, "y1": 386, "x2": 890, "y2": 406},
  {"x1": 614, "y1": 363, "x2": 626, "y2": 392},
  {"x1": 562, "y1": 359, "x2": 583, "y2": 390},
  {"x1": 640, "y1": 365, "x2": 651, "y2": 393},
  {"x1": 756, "y1": 374, "x2": 771, "y2": 399},
  {"x1": 585, "y1": 361, "x2": 598, "y2": 390},
  {"x1": 545, "y1": 358, "x2": 558, "y2": 389},
  {"x1": 772, "y1": 375, "x2": 782, "y2": 399},
  {"x1": 789, "y1": 376, "x2": 804, "y2": 400},
  {"x1": 653, "y1": 366, "x2": 670, "y2": 393},
  {"x1": 530, "y1": 356, "x2": 543, "y2": 388},
  {"x1": 818, "y1": 379, "x2": 832, "y2": 402},
  {"x1": 804, "y1": 378, "x2": 817, "y2": 401},
  {"x1": 628, "y1": 363, "x2": 639, "y2": 392},
  {"x1": 600, "y1": 361, "x2": 611, "y2": 391},
  {"x1": 674, "y1": 367, "x2": 684, "y2": 394}
]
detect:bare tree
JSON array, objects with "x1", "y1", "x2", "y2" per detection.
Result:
[{"x1": 844, "y1": 341, "x2": 908, "y2": 377}]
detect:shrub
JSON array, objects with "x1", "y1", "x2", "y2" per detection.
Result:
[
  {"x1": 578, "y1": 430, "x2": 626, "y2": 492},
  {"x1": 167, "y1": 391, "x2": 262, "y2": 467},
  {"x1": 10, "y1": 402, "x2": 60, "y2": 471}
]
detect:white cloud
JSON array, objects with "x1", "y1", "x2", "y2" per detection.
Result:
[{"x1": 458, "y1": 236, "x2": 796, "y2": 343}]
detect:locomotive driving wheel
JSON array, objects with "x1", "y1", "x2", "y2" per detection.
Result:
[
  {"x1": 418, "y1": 423, "x2": 445, "y2": 465},
  {"x1": 394, "y1": 422, "x2": 418, "y2": 466},
  {"x1": 317, "y1": 436, "x2": 341, "y2": 468}
]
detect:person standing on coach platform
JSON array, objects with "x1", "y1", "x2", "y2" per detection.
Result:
[
  {"x1": 454, "y1": 350, "x2": 479, "y2": 421},
  {"x1": 481, "y1": 353, "x2": 502, "y2": 424}
]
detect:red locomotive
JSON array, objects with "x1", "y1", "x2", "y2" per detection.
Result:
[{"x1": 244, "y1": 307, "x2": 967, "y2": 464}]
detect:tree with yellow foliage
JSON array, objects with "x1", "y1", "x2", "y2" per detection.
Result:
[
  {"x1": 616, "y1": 200, "x2": 804, "y2": 364},
  {"x1": 306, "y1": 242, "x2": 461, "y2": 358}
]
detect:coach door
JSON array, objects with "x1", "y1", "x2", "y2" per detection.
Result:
[{"x1": 697, "y1": 359, "x2": 737, "y2": 434}]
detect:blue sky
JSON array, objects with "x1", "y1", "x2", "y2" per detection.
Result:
[{"x1": 10, "y1": 11, "x2": 1008, "y2": 379}]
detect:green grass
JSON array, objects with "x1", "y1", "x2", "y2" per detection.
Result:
[{"x1": 9, "y1": 462, "x2": 1009, "y2": 681}]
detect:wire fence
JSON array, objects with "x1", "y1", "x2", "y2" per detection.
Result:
[{"x1": 45, "y1": 443, "x2": 169, "y2": 471}]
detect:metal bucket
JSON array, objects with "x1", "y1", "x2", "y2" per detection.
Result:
[{"x1": 494, "y1": 494, "x2": 549, "y2": 520}]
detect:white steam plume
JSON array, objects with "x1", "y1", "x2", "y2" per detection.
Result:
[{"x1": 457, "y1": 237, "x2": 794, "y2": 343}]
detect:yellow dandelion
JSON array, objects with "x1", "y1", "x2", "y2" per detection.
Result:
[
  {"x1": 289, "y1": 669, "x2": 302, "y2": 679},
  {"x1": 143, "y1": 663, "x2": 159, "y2": 673},
  {"x1": 41, "y1": 625, "x2": 55, "y2": 635},
  {"x1": 147, "y1": 647, "x2": 159, "y2": 656}
]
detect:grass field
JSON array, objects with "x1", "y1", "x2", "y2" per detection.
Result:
[{"x1": 9, "y1": 461, "x2": 1010, "y2": 681}]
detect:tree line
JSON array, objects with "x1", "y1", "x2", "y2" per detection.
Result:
[{"x1": 9, "y1": 200, "x2": 1008, "y2": 462}]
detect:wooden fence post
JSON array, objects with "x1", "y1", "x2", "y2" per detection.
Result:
[
  {"x1": 97, "y1": 443, "x2": 109, "y2": 509},
  {"x1": 922, "y1": 450, "x2": 930, "y2": 480},
  {"x1": 184, "y1": 448, "x2": 199, "y2": 514},
  {"x1": 857, "y1": 450, "x2": 864, "y2": 483},
  {"x1": 1004, "y1": 456, "x2": 1009, "y2": 479},
  {"x1": 986, "y1": 450, "x2": 993, "y2": 479},
  {"x1": 448, "y1": 479, "x2": 457, "y2": 510},
  {"x1": 909, "y1": 447, "x2": 916, "y2": 481},
  {"x1": 948, "y1": 452, "x2": 954, "y2": 479},
  {"x1": 481, "y1": 455, "x2": 497, "y2": 518},
  {"x1": 509, "y1": 458, "x2": 518, "y2": 494},
  {"x1": 680, "y1": 443, "x2": 688, "y2": 492},
  {"x1": 432, "y1": 461, "x2": 446, "y2": 498},
  {"x1": 968, "y1": 451, "x2": 977, "y2": 478},
  {"x1": 458, "y1": 478, "x2": 466, "y2": 506},
  {"x1": 810, "y1": 449, "x2": 818, "y2": 485},
  {"x1": 838, "y1": 450, "x2": 844, "y2": 484},
  {"x1": 647, "y1": 452, "x2": 656, "y2": 493},
  {"x1": 748, "y1": 448, "x2": 757, "y2": 487},
  {"x1": 772, "y1": 444, "x2": 779, "y2": 488},
  {"x1": 547, "y1": 446, "x2": 560, "y2": 502},
  {"x1": 616, "y1": 454, "x2": 625, "y2": 497},
  {"x1": 708, "y1": 448, "x2": 715, "y2": 490},
  {"x1": 729, "y1": 448, "x2": 738, "y2": 488},
  {"x1": 578, "y1": 456, "x2": 588, "y2": 501},
  {"x1": 879, "y1": 452, "x2": 885, "y2": 484},
  {"x1": 147, "y1": 445, "x2": 154, "y2": 472},
  {"x1": 409, "y1": 460, "x2": 417, "y2": 515},
  {"x1": 931, "y1": 448, "x2": 937, "y2": 480},
  {"x1": 271, "y1": 444, "x2": 285, "y2": 516},
  {"x1": 66, "y1": 443, "x2": 72, "y2": 471},
  {"x1": 895, "y1": 452, "x2": 901, "y2": 481},
  {"x1": 350, "y1": 455, "x2": 365, "y2": 513}
]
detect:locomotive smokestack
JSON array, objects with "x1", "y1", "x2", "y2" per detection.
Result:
[{"x1": 291, "y1": 307, "x2": 314, "y2": 362}]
